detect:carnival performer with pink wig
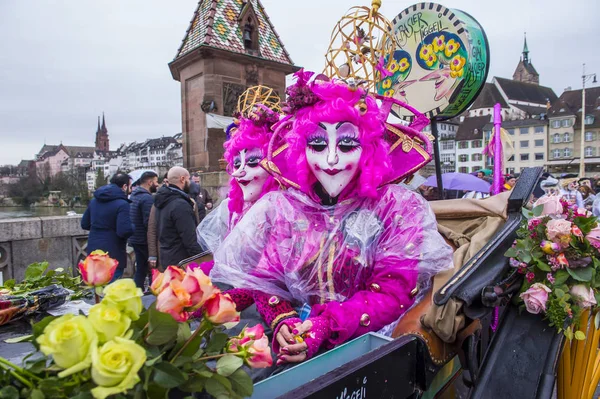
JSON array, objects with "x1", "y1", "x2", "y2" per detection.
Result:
[{"x1": 211, "y1": 70, "x2": 453, "y2": 365}]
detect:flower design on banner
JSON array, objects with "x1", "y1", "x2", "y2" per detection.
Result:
[
  {"x1": 450, "y1": 55, "x2": 466, "y2": 78},
  {"x1": 381, "y1": 78, "x2": 392, "y2": 89},
  {"x1": 432, "y1": 35, "x2": 445, "y2": 53},
  {"x1": 419, "y1": 44, "x2": 434, "y2": 61},
  {"x1": 398, "y1": 57, "x2": 410, "y2": 72},
  {"x1": 444, "y1": 38, "x2": 461, "y2": 58}
]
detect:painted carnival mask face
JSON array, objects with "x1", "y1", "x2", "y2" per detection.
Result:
[
  {"x1": 231, "y1": 148, "x2": 268, "y2": 203},
  {"x1": 306, "y1": 122, "x2": 362, "y2": 198}
]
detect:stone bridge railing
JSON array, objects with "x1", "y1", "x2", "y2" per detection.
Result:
[{"x1": 0, "y1": 216, "x2": 90, "y2": 284}]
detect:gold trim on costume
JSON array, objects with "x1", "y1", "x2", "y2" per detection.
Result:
[
  {"x1": 270, "y1": 311, "x2": 299, "y2": 330},
  {"x1": 327, "y1": 241, "x2": 336, "y2": 299}
]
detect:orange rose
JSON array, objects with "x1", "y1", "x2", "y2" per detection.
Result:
[
  {"x1": 155, "y1": 280, "x2": 191, "y2": 322},
  {"x1": 204, "y1": 293, "x2": 240, "y2": 328},
  {"x1": 78, "y1": 250, "x2": 118, "y2": 287},
  {"x1": 150, "y1": 266, "x2": 185, "y2": 296},
  {"x1": 181, "y1": 266, "x2": 220, "y2": 310}
]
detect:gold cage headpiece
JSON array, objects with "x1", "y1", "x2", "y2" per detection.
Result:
[
  {"x1": 236, "y1": 85, "x2": 282, "y2": 118},
  {"x1": 323, "y1": 0, "x2": 396, "y2": 91}
]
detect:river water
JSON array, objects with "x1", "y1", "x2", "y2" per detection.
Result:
[{"x1": 0, "y1": 207, "x2": 83, "y2": 220}]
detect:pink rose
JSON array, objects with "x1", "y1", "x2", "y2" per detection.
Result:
[
  {"x1": 534, "y1": 196, "x2": 563, "y2": 216},
  {"x1": 546, "y1": 219, "x2": 572, "y2": 243},
  {"x1": 570, "y1": 285, "x2": 597, "y2": 308},
  {"x1": 181, "y1": 266, "x2": 220, "y2": 310},
  {"x1": 78, "y1": 250, "x2": 118, "y2": 286},
  {"x1": 520, "y1": 283, "x2": 551, "y2": 314},
  {"x1": 227, "y1": 324, "x2": 266, "y2": 352},
  {"x1": 575, "y1": 208, "x2": 592, "y2": 217},
  {"x1": 526, "y1": 272, "x2": 535, "y2": 283},
  {"x1": 150, "y1": 266, "x2": 185, "y2": 296},
  {"x1": 204, "y1": 293, "x2": 240, "y2": 328},
  {"x1": 246, "y1": 336, "x2": 273, "y2": 368},
  {"x1": 155, "y1": 280, "x2": 191, "y2": 322},
  {"x1": 586, "y1": 227, "x2": 600, "y2": 250}
]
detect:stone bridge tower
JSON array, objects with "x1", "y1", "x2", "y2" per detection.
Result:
[{"x1": 169, "y1": 0, "x2": 299, "y2": 171}]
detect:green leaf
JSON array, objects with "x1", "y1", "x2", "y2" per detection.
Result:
[
  {"x1": 504, "y1": 247, "x2": 518, "y2": 258},
  {"x1": 0, "y1": 387, "x2": 19, "y2": 399},
  {"x1": 172, "y1": 355, "x2": 194, "y2": 368},
  {"x1": 179, "y1": 330, "x2": 205, "y2": 359},
  {"x1": 535, "y1": 260, "x2": 551, "y2": 272},
  {"x1": 567, "y1": 267, "x2": 593, "y2": 282},
  {"x1": 206, "y1": 332, "x2": 229, "y2": 355},
  {"x1": 522, "y1": 207, "x2": 533, "y2": 219},
  {"x1": 4, "y1": 334, "x2": 32, "y2": 344},
  {"x1": 555, "y1": 289, "x2": 565, "y2": 298},
  {"x1": 554, "y1": 270, "x2": 570, "y2": 286},
  {"x1": 30, "y1": 389, "x2": 45, "y2": 399},
  {"x1": 532, "y1": 204, "x2": 545, "y2": 217},
  {"x1": 575, "y1": 330, "x2": 586, "y2": 340},
  {"x1": 2, "y1": 279, "x2": 15, "y2": 289},
  {"x1": 191, "y1": 362, "x2": 214, "y2": 378},
  {"x1": 145, "y1": 383, "x2": 168, "y2": 399},
  {"x1": 229, "y1": 368, "x2": 254, "y2": 397},
  {"x1": 177, "y1": 322, "x2": 192, "y2": 343},
  {"x1": 153, "y1": 362, "x2": 188, "y2": 389},
  {"x1": 179, "y1": 376, "x2": 208, "y2": 393},
  {"x1": 206, "y1": 374, "x2": 233, "y2": 399},
  {"x1": 216, "y1": 354, "x2": 243, "y2": 377},
  {"x1": 145, "y1": 355, "x2": 163, "y2": 367},
  {"x1": 146, "y1": 306, "x2": 179, "y2": 346},
  {"x1": 25, "y1": 262, "x2": 49, "y2": 280}
]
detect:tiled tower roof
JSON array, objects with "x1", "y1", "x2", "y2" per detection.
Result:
[{"x1": 174, "y1": 0, "x2": 293, "y2": 65}]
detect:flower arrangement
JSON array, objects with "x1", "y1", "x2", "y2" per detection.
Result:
[
  {"x1": 506, "y1": 195, "x2": 600, "y2": 339},
  {"x1": 0, "y1": 261, "x2": 270, "y2": 398}
]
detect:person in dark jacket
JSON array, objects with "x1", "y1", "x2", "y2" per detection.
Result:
[
  {"x1": 129, "y1": 171, "x2": 158, "y2": 288},
  {"x1": 81, "y1": 173, "x2": 134, "y2": 281},
  {"x1": 189, "y1": 173, "x2": 213, "y2": 223},
  {"x1": 155, "y1": 167, "x2": 203, "y2": 267}
]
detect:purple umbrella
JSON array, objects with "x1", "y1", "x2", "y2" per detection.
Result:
[{"x1": 424, "y1": 172, "x2": 491, "y2": 193}]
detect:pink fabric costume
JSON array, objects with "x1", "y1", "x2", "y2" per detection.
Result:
[{"x1": 211, "y1": 71, "x2": 453, "y2": 359}]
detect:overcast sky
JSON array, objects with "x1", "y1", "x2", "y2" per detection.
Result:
[{"x1": 1, "y1": 0, "x2": 599, "y2": 165}]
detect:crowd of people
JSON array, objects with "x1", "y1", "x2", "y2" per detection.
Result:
[{"x1": 81, "y1": 166, "x2": 213, "y2": 288}]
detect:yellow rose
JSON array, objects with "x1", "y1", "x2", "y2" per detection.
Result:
[
  {"x1": 91, "y1": 337, "x2": 146, "y2": 399},
  {"x1": 102, "y1": 279, "x2": 143, "y2": 321},
  {"x1": 88, "y1": 302, "x2": 132, "y2": 343},
  {"x1": 36, "y1": 314, "x2": 97, "y2": 378}
]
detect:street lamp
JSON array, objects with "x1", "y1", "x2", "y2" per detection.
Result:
[{"x1": 580, "y1": 63, "x2": 597, "y2": 177}]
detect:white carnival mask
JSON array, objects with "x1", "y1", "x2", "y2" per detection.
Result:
[
  {"x1": 231, "y1": 148, "x2": 269, "y2": 203},
  {"x1": 305, "y1": 121, "x2": 362, "y2": 198}
]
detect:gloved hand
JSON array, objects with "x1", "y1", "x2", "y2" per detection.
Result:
[{"x1": 273, "y1": 316, "x2": 330, "y2": 364}]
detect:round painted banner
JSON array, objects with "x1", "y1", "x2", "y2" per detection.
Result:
[{"x1": 377, "y1": 2, "x2": 490, "y2": 121}]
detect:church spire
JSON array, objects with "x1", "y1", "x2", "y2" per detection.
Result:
[
  {"x1": 522, "y1": 32, "x2": 529, "y2": 63},
  {"x1": 101, "y1": 112, "x2": 107, "y2": 133},
  {"x1": 97, "y1": 116, "x2": 100, "y2": 132}
]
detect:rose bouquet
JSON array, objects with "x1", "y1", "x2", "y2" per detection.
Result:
[
  {"x1": 0, "y1": 263, "x2": 270, "y2": 398},
  {"x1": 506, "y1": 195, "x2": 600, "y2": 339}
]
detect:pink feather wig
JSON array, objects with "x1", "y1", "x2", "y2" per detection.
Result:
[
  {"x1": 224, "y1": 117, "x2": 279, "y2": 214},
  {"x1": 285, "y1": 80, "x2": 391, "y2": 200}
]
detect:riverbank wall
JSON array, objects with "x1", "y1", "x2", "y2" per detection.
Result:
[{"x1": 0, "y1": 215, "x2": 134, "y2": 284}]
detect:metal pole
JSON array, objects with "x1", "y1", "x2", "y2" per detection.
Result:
[
  {"x1": 580, "y1": 63, "x2": 586, "y2": 177},
  {"x1": 431, "y1": 118, "x2": 445, "y2": 200}
]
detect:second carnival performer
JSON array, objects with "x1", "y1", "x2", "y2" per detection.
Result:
[
  {"x1": 211, "y1": 70, "x2": 453, "y2": 365},
  {"x1": 196, "y1": 86, "x2": 281, "y2": 256}
]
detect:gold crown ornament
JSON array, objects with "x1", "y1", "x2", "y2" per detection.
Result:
[
  {"x1": 323, "y1": 0, "x2": 396, "y2": 92},
  {"x1": 236, "y1": 85, "x2": 282, "y2": 118}
]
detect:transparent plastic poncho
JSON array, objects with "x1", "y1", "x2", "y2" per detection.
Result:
[
  {"x1": 211, "y1": 184, "x2": 453, "y2": 306},
  {"x1": 197, "y1": 199, "x2": 231, "y2": 253}
]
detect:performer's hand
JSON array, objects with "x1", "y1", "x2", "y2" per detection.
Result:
[
  {"x1": 206, "y1": 202, "x2": 213, "y2": 210},
  {"x1": 148, "y1": 260, "x2": 157, "y2": 269},
  {"x1": 277, "y1": 320, "x2": 311, "y2": 364}
]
